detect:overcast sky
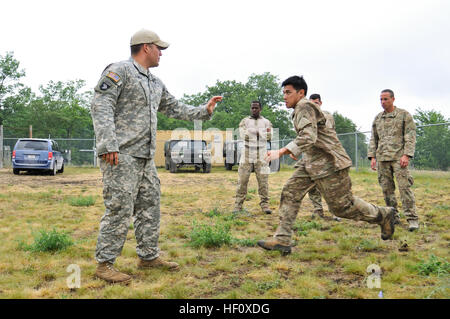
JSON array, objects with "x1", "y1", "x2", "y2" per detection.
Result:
[{"x1": 1, "y1": 0, "x2": 449, "y2": 131}]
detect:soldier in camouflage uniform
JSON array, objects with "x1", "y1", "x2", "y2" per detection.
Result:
[
  {"x1": 234, "y1": 101, "x2": 273, "y2": 214},
  {"x1": 368, "y1": 89, "x2": 418, "y2": 231},
  {"x1": 257, "y1": 76, "x2": 396, "y2": 255},
  {"x1": 307, "y1": 94, "x2": 340, "y2": 222},
  {"x1": 91, "y1": 29, "x2": 222, "y2": 284}
]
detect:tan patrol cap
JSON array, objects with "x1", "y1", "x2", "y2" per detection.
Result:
[{"x1": 130, "y1": 29, "x2": 169, "y2": 49}]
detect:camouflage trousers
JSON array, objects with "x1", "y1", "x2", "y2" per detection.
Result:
[
  {"x1": 377, "y1": 161, "x2": 417, "y2": 221},
  {"x1": 234, "y1": 161, "x2": 270, "y2": 210},
  {"x1": 308, "y1": 186, "x2": 323, "y2": 213},
  {"x1": 95, "y1": 153, "x2": 161, "y2": 264},
  {"x1": 274, "y1": 167, "x2": 391, "y2": 244}
]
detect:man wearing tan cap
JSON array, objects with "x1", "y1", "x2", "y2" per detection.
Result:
[{"x1": 91, "y1": 29, "x2": 222, "y2": 284}]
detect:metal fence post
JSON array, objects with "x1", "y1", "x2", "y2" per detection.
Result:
[
  {"x1": 93, "y1": 138, "x2": 97, "y2": 167},
  {"x1": 0, "y1": 125, "x2": 3, "y2": 169},
  {"x1": 355, "y1": 131, "x2": 358, "y2": 171}
]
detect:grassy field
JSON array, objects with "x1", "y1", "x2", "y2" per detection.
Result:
[{"x1": 0, "y1": 166, "x2": 448, "y2": 299}]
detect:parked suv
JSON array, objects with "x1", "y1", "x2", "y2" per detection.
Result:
[
  {"x1": 164, "y1": 139, "x2": 211, "y2": 173},
  {"x1": 222, "y1": 140, "x2": 280, "y2": 172},
  {"x1": 12, "y1": 138, "x2": 65, "y2": 175}
]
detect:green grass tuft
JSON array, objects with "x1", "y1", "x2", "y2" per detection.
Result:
[
  {"x1": 189, "y1": 221, "x2": 232, "y2": 248},
  {"x1": 19, "y1": 228, "x2": 74, "y2": 252},
  {"x1": 68, "y1": 195, "x2": 96, "y2": 207},
  {"x1": 357, "y1": 239, "x2": 381, "y2": 252},
  {"x1": 294, "y1": 220, "x2": 322, "y2": 236},
  {"x1": 415, "y1": 255, "x2": 450, "y2": 276},
  {"x1": 233, "y1": 238, "x2": 258, "y2": 247},
  {"x1": 205, "y1": 207, "x2": 223, "y2": 218},
  {"x1": 257, "y1": 278, "x2": 282, "y2": 292}
]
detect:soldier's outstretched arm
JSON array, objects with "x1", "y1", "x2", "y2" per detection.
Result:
[{"x1": 265, "y1": 148, "x2": 298, "y2": 162}]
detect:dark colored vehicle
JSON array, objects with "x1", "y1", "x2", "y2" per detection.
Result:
[
  {"x1": 164, "y1": 140, "x2": 211, "y2": 173},
  {"x1": 222, "y1": 140, "x2": 280, "y2": 172},
  {"x1": 223, "y1": 140, "x2": 244, "y2": 171},
  {"x1": 12, "y1": 138, "x2": 65, "y2": 175}
]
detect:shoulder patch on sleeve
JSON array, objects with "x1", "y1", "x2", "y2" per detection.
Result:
[
  {"x1": 100, "y1": 81, "x2": 111, "y2": 91},
  {"x1": 106, "y1": 71, "x2": 121, "y2": 83}
]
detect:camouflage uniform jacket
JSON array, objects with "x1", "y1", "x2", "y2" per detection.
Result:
[
  {"x1": 285, "y1": 98, "x2": 352, "y2": 180},
  {"x1": 322, "y1": 110, "x2": 335, "y2": 130},
  {"x1": 239, "y1": 115, "x2": 272, "y2": 163},
  {"x1": 91, "y1": 57, "x2": 212, "y2": 159},
  {"x1": 368, "y1": 107, "x2": 416, "y2": 161}
]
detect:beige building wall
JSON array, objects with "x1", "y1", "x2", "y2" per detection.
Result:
[{"x1": 155, "y1": 130, "x2": 239, "y2": 167}]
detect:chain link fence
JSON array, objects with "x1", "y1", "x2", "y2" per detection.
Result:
[
  {"x1": 1, "y1": 123, "x2": 449, "y2": 171},
  {"x1": 270, "y1": 122, "x2": 449, "y2": 171},
  {"x1": 276, "y1": 131, "x2": 372, "y2": 170}
]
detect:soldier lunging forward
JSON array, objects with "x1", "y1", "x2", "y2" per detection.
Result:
[{"x1": 257, "y1": 76, "x2": 396, "y2": 255}]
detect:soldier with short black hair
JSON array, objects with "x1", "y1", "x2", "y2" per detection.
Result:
[
  {"x1": 91, "y1": 29, "x2": 222, "y2": 284},
  {"x1": 368, "y1": 89, "x2": 418, "y2": 231},
  {"x1": 234, "y1": 100, "x2": 273, "y2": 214},
  {"x1": 257, "y1": 76, "x2": 396, "y2": 255}
]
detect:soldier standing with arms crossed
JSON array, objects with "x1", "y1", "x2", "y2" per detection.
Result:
[
  {"x1": 257, "y1": 76, "x2": 396, "y2": 255},
  {"x1": 91, "y1": 29, "x2": 222, "y2": 284},
  {"x1": 234, "y1": 101, "x2": 273, "y2": 214},
  {"x1": 368, "y1": 89, "x2": 418, "y2": 231}
]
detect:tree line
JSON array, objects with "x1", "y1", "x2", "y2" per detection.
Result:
[{"x1": 1, "y1": 52, "x2": 448, "y2": 170}]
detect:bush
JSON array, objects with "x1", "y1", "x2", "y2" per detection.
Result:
[
  {"x1": 68, "y1": 195, "x2": 96, "y2": 207},
  {"x1": 19, "y1": 228, "x2": 74, "y2": 252}
]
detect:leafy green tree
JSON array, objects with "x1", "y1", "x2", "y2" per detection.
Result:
[
  {"x1": 413, "y1": 108, "x2": 449, "y2": 170},
  {"x1": 3, "y1": 80, "x2": 93, "y2": 139},
  {"x1": 333, "y1": 112, "x2": 368, "y2": 163},
  {"x1": 0, "y1": 51, "x2": 26, "y2": 125}
]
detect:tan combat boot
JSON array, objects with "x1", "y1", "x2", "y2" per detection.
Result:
[
  {"x1": 408, "y1": 219, "x2": 419, "y2": 232},
  {"x1": 138, "y1": 257, "x2": 180, "y2": 271},
  {"x1": 257, "y1": 238, "x2": 292, "y2": 255},
  {"x1": 95, "y1": 262, "x2": 131, "y2": 284},
  {"x1": 379, "y1": 208, "x2": 396, "y2": 240}
]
